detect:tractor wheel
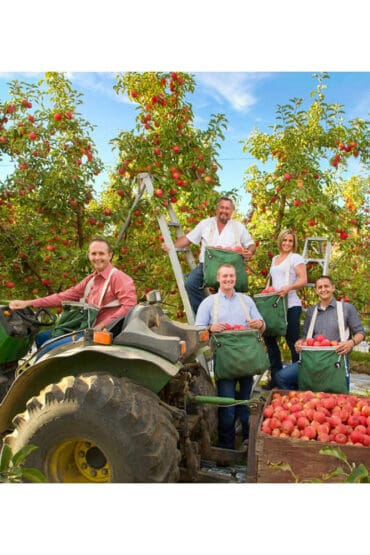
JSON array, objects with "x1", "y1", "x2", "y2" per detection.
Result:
[{"x1": 4, "y1": 374, "x2": 180, "y2": 483}]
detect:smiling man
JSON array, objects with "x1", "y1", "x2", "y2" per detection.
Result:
[
  {"x1": 162, "y1": 196, "x2": 256, "y2": 315},
  {"x1": 9, "y1": 237, "x2": 137, "y2": 350},
  {"x1": 195, "y1": 264, "x2": 265, "y2": 450},
  {"x1": 275, "y1": 275, "x2": 365, "y2": 391}
]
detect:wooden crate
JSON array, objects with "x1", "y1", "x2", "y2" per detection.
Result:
[{"x1": 247, "y1": 390, "x2": 370, "y2": 483}]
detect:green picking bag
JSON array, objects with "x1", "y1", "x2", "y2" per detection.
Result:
[
  {"x1": 50, "y1": 302, "x2": 100, "y2": 338},
  {"x1": 253, "y1": 293, "x2": 288, "y2": 337},
  {"x1": 211, "y1": 329, "x2": 270, "y2": 380},
  {"x1": 203, "y1": 247, "x2": 248, "y2": 292},
  {"x1": 298, "y1": 347, "x2": 348, "y2": 394}
]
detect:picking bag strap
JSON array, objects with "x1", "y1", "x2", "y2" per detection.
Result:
[
  {"x1": 284, "y1": 253, "x2": 292, "y2": 285},
  {"x1": 207, "y1": 219, "x2": 241, "y2": 248},
  {"x1": 336, "y1": 301, "x2": 349, "y2": 342},
  {"x1": 212, "y1": 292, "x2": 220, "y2": 323},
  {"x1": 81, "y1": 267, "x2": 119, "y2": 307},
  {"x1": 307, "y1": 302, "x2": 349, "y2": 342},
  {"x1": 267, "y1": 252, "x2": 292, "y2": 288},
  {"x1": 212, "y1": 292, "x2": 251, "y2": 324},
  {"x1": 236, "y1": 293, "x2": 251, "y2": 320},
  {"x1": 231, "y1": 220, "x2": 242, "y2": 247},
  {"x1": 306, "y1": 306, "x2": 318, "y2": 339},
  {"x1": 207, "y1": 219, "x2": 217, "y2": 246}
]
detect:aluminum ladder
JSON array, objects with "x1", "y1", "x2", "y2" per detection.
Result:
[
  {"x1": 302, "y1": 237, "x2": 332, "y2": 286},
  {"x1": 133, "y1": 172, "x2": 199, "y2": 324}
]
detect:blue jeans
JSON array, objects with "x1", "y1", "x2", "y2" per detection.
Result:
[
  {"x1": 275, "y1": 359, "x2": 351, "y2": 391},
  {"x1": 35, "y1": 329, "x2": 84, "y2": 359},
  {"x1": 184, "y1": 263, "x2": 205, "y2": 315},
  {"x1": 263, "y1": 305, "x2": 302, "y2": 387},
  {"x1": 216, "y1": 376, "x2": 253, "y2": 449}
]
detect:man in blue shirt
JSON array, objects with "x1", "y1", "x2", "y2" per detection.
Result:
[
  {"x1": 195, "y1": 263, "x2": 265, "y2": 450},
  {"x1": 275, "y1": 275, "x2": 365, "y2": 390}
]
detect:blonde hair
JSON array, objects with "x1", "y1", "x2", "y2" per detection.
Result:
[{"x1": 277, "y1": 229, "x2": 298, "y2": 252}]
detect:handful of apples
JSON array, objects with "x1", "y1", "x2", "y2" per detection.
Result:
[
  {"x1": 224, "y1": 323, "x2": 247, "y2": 331},
  {"x1": 214, "y1": 245, "x2": 245, "y2": 253},
  {"x1": 260, "y1": 286, "x2": 276, "y2": 294},
  {"x1": 261, "y1": 390, "x2": 370, "y2": 446},
  {"x1": 301, "y1": 334, "x2": 338, "y2": 347}
]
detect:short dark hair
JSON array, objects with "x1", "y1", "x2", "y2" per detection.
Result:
[
  {"x1": 315, "y1": 275, "x2": 334, "y2": 285},
  {"x1": 89, "y1": 238, "x2": 112, "y2": 252}
]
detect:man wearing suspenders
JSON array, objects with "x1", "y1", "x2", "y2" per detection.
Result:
[
  {"x1": 9, "y1": 238, "x2": 137, "y2": 351},
  {"x1": 275, "y1": 275, "x2": 365, "y2": 391},
  {"x1": 195, "y1": 264, "x2": 265, "y2": 450},
  {"x1": 162, "y1": 197, "x2": 256, "y2": 315}
]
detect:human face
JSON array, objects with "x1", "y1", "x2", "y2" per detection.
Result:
[
  {"x1": 88, "y1": 241, "x2": 112, "y2": 273},
  {"x1": 216, "y1": 200, "x2": 233, "y2": 224},
  {"x1": 217, "y1": 266, "x2": 236, "y2": 293},
  {"x1": 315, "y1": 278, "x2": 335, "y2": 303},
  {"x1": 280, "y1": 233, "x2": 295, "y2": 253}
]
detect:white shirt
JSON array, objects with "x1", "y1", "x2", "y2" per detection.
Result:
[
  {"x1": 186, "y1": 217, "x2": 255, "y2": 263},
  {"x1": 269, "y1": 252, "x2": 305, "y2": 308}
]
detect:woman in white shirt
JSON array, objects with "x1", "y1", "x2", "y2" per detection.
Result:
[{"x1": 264, "y1": 229, "x2": 307, "y2": 389}]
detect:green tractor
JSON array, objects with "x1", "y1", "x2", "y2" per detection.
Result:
[{"x1": 0, "y1": 293, "x2": 255, "y2": 483}]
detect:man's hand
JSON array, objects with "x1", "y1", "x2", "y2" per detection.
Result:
[
  {"x1": 241, "y1": 249, "x2": 254, "y2": 261},
  {"x1": 209, "y1": 322, "x2": 228, "y2": 332},
  {"x1": 247, "y1": 319, "x2": 264, "y2": 331},
  {"x1": 9, "y1": 300, "x2": 33, "y2": 310},
  {"x1": 294, "y1": 339, "x2": 304, "y2": 353},
  {"x1": 336, "y1": 340, "x2": 356, "y2": 356}
]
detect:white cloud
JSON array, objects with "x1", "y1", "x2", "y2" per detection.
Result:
[
  {"x1": 195, "y1": 72, "x2": 270, "y2": 112},
  {"x1": 68, "y1": 72, "x2": 131, "y2": 104}
]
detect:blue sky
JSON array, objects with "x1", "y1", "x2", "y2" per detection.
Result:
[{"x1": 1, "y1": 71, "x2": 369, "y2": 214}]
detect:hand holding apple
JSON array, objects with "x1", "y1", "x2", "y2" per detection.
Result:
[
  {"x1": 294, "y1": 339, "x2": 304, "y2": 353},
  {"x1": 336, "y1": 339, "x2": 356, "y2": 356},
  {"x1": 247, "y1": 319, "x2": 264, "y2": 331},
  {"x1": 277, "y1": 285, "x2": 290, "y2": 297}
]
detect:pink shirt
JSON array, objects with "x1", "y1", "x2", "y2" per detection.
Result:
[{"x1": 32, "y1": 263, "x2": 137, "y2": 326}]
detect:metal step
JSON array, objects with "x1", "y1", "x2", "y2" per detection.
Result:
[{"x1": 302, "y1": 237, "x2": 331, "y2": 286}]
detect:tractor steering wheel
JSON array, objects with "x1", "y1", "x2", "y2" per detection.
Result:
[{"x1": 14, "y1": 307, "x2": 56, "y2": 327}]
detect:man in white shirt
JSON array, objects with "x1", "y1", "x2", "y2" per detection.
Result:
[{"x1": 163, "y1": 197, "x2": 256, "y2": 314}]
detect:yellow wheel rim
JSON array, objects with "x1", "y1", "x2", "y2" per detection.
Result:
[{"x1": 48, "y1": 440, "x2": 111, "y2": 483}]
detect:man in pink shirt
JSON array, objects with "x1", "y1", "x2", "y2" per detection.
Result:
[{"x1": 9, "y1": 238, "x2": 137, "y2": 351}]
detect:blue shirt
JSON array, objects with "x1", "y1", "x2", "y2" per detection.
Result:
[{"x1": 195, "y1": 291, "x2": 264, "y2": 328}]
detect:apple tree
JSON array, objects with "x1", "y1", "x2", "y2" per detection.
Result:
[
  {"x1": 96, "y1": 71, "x2": 228, "y2": 317},
  {"x1": 242, "y1": 73, "x2": 369, "y2": 316},
  {"x1": 0, "y1": 72, "x2": 104, "y2": 301}
]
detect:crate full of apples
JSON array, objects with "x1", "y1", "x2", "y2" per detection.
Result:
[
  {"x1": 251, "y1": 389, "x2": 370, "y2": 483},
  {"x1": 261, "y1": 389, "x2": 370, "y2": 446}
]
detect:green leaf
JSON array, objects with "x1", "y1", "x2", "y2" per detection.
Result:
[
  {"x1": 20, "y1": 468, "x2": 46, "y2": 483},
  {"x1": 319, "y1": 446, "x2": 348, "y2": 464},
  {"x1": 346, "y1": 464, "x2": 369, "y2": 483},
  {"x1": 0, "y1": 444, "x2": 12, "y2": 472},
  {"x1": 12, "y1": 444, "x2": 39, "y2": 466}
]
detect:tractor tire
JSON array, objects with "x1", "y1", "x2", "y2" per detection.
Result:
[
  {"x1": 4, "y1": 374, "x2": 180, "y2": 483},
  {"x1": 189, "y1": 366, "x2": 218, "y2": 441}
]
